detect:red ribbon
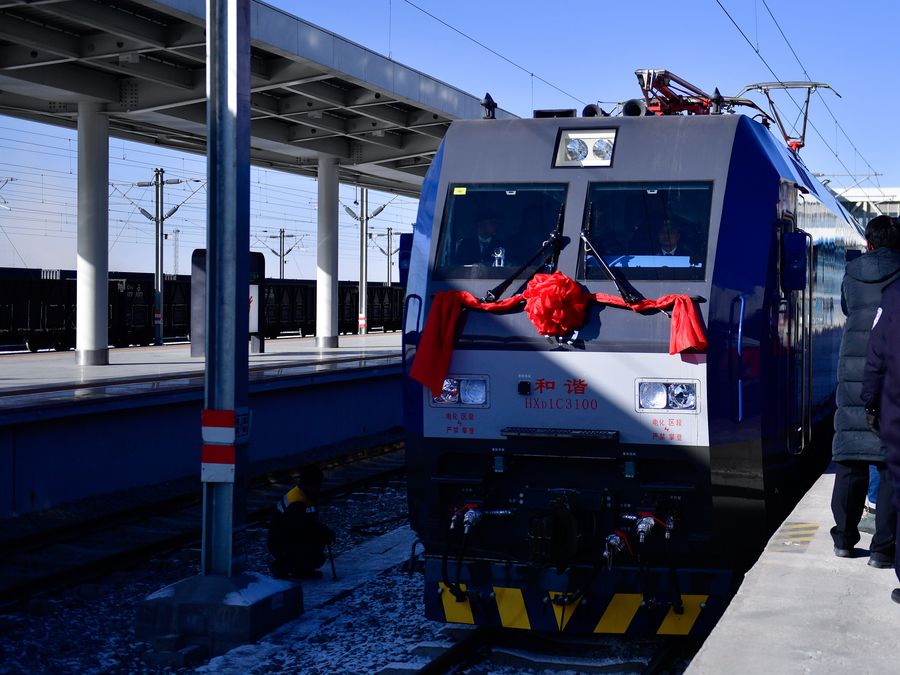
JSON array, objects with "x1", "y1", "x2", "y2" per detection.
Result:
[{"x1": 409, "y1": 271, "x2": 707, "y2": 396}]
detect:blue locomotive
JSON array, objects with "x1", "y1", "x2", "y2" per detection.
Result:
[{"x1": 402, "y1": 73, "x2": 863, "y2": 636}]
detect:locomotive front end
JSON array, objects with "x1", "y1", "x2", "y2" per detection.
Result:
[{"x1": 404, "y1": 113, "x2": 760, "y2": 636}]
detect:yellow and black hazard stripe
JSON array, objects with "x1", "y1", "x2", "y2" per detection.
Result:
[
  {"x1": 766, "y1": 522, "x2": 819, "y2": 554},
  {"x1": 436, "y1": 583, "x2": 710, "y2": 636}
]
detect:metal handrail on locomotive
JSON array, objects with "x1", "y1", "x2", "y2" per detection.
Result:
[{"x1": 402, "y1": 69, "x2": 864, "y2": 637}]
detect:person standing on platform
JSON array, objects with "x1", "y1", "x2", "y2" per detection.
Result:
[
  {"x1": 268, "y1": 464, "x2": 336, "y2": 579},
  {"x1": 831, "y1": 215, "x2": 900, "y2": 564},
  {"x1": 862, "y1": 274, "x2": 900, "y2": 603}
]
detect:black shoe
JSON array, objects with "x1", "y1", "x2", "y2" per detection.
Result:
[
  {"x1": 868, "y1": 554, "x2": 895, "y2": 569},
  {"x1": 296, "y1": 569, "x2": 323, "y2": 579},
  {"x1": 834, "y1": 546, "x2": 854, "y2": 558},
  {"x1": 893, "y1": 589, "x2": 900, "y2": 604}
]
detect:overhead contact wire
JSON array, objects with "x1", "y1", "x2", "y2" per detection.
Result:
[
  {"x1": 759, "y1": 0, "x2": 886, "y2": 196},
  {"x1": 401, "y1": 0, "x2": 589, "y2": 107},
  {"x1": 713, "y1": 0, "x2": 870, "y2": 188}
]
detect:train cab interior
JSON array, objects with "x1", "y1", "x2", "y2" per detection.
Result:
[
  {"x1": 433, "y1": 184, "x2": 566, "y2": 279},
  {"x1": 580, "y1": 181, "x2": 712, "y2": 281}
]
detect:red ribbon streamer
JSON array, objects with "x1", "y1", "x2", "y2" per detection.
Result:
[{"x1": 409, "y1": 272, "x2": 707, "y2": 396}]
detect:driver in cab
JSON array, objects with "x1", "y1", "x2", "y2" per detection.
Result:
[
  {"x1": 657, "y1": 223, "x2": 693, "y2": 258},
  {"x1": 455, "y1": 213, "x2": 506, "y2": 266}
]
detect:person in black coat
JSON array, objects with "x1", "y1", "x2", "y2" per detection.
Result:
[
  {"x1": 861, "y1": 275, "x2": 900, "y2": 602},
  {"x1": 268, "y1": 464, "x2": 336, "y2": 579},
  {"x1": 831, "y1": 216, "x2": 900, "y2": 563},
  {"x1": 657, "y1": 224, "x2": 693, "y2": 258},
  {"x1": 454, "y1": 214, "x2": 506, "y2": 266}
]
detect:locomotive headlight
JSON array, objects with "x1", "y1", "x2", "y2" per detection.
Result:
[
  {"x1": 638, "y1": 382, "x2": 668, "y2": 409},
  {"x1": 554, "y1": 129, "x2": 617, "y2": 167},
  {"x1": 434, "y1": 378, "x2": 460, "y2": 404},
  {"x1": 593, "y1": 138, "x2": 614, "y2": 160},
  {"x1": 637, "y1": 380, "x2": 698, "y2": 411},
  {"x1": 460, "y1": 378, "x2": 488, "y2": 405},
  {"x1": 667, "y1": 382, "x2": 696, "y2": 409},
  {"x1": 432, "y1": 376, "x2": 489, "y2": 406},
  {"x1": 565, "y1": 138, "x2": 589, "y2": 162}
]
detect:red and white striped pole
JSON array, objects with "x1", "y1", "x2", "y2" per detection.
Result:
[
  {"x1": 201, "y1": 409, "x2": 236, "y2": 483},
  {"x1": 200, "y1": 0, "x2": 251, "y2": 578}
]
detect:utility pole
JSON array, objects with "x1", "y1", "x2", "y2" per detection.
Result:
[
  {"x1": 369, "y1": 226, "x2": 403, "y2": 288},
  {"x1": 127, "y1": 169, "x2": 204, "y2": 344},
  {"x1": 257, "y1": 228, "x2": 302, "y2": 279},
  {"x1": 386, "y1": 226, "x2": 393, "y2": 286},
  {"x1": 171, "y1": 228, "x2": 181, "y2": 275},
  {"x1": 154, "y1": 167, "x2": 165, "y2": 343},
  {"x1": 136, "y1": 0, "x2": 302, "y2": 653},
  {"x1": 342, "y1": 188, "x2": 392, "y2": 334},
  {"x1": 359, "y1": 189, "x2": 368, "y2": 333}
]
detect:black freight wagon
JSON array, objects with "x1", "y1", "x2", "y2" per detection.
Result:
[{"x1": 0, "y1": 267, "x2": 404, "y2": 350}]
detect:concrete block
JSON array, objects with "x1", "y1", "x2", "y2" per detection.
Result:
[{"x1": 136, "y1": 572, "x2": 303, "y2": 657}]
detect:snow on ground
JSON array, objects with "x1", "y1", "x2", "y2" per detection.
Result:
[
  {"x1": 0, "y1": 477, "x2": 440, "y2": 674},
  {"x1": 0, "y1": 476, "x2": 681, "y2": 674},
  {"x1": 198, "y1": 564, "x2": 440, "y2": 674}
]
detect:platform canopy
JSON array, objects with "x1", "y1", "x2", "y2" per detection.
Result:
[
  {"x1": 0, "y1": 0, "x2": 515, "y2": 196},
  {"x1": 835, "y1": 187, "x2": 900, "y2": 223}
]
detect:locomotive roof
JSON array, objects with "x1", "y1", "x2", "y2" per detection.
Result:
[{"x1": 437, "y1": 113, "x2": 854, "y2": 229}]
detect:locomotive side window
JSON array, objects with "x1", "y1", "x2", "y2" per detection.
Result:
[
  {"x1": 580, "y1": 182, "x2": 713, "y2": 281},
  {"x1": 434, "y1": 183, "x2": 567, "y2": 279}
]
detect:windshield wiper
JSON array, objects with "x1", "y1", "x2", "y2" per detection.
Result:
[
  {"x1": 481, "y1": 205, "x2": 567, "y2": 303},
  {"x1": 580, "y1": 229, "x2": 642, "y2": 305}
]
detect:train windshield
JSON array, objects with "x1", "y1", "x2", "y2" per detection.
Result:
[
  {"x1": 580, "y1": 182, "x2": 713, "y2": 281},
  {"x1": 434, "y1": 183, "x2": 567, "y2": 279}
]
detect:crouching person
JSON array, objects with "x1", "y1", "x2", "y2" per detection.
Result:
[{"x1": 268, "y1": 465, "x2": 336, "y2": 579}]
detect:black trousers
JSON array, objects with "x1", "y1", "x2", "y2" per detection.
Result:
[
  {"x1": 831, "y1": 461, "x2": 896, "y2": 558},
  {"x1": 895, "y1": 513, "x2": 900, "y2": 583}
]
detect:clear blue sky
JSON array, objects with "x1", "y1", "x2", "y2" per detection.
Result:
[{"x1": 1, "y1": 0, "x2": 897, "y2": 274}]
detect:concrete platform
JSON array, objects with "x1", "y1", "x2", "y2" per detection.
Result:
[
  {"x1": 688, "y1": 471, "x2": 898, "y2": 674},
  {"x1": 0, "y1": 333, "x2": 401, "y2": 419},
  {"x1": 0, "y1": 333, "x2": 403, "y2": 517}
]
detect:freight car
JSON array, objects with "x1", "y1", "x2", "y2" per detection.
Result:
[
  {"x1": 403, "y1": 72, "x2": 863, "y2": 636},
  {"x1": 0, "y1": 269, "x2": 403, "y2": 351}
]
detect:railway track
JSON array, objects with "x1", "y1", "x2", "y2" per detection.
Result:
[
  {"x1": 0, "y1": 441, "x2": 405, "y2": 609},
  {"x1": 396, "y1": 627, "x2": 698, "y2": 674}
]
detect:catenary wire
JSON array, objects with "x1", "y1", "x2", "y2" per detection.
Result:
[
  {"x1": 712, "y1": 0, "x2": 871, "y2": 189},
  {"x1": 758, "y1": 0, "x2": 886, "y2": 196}
]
